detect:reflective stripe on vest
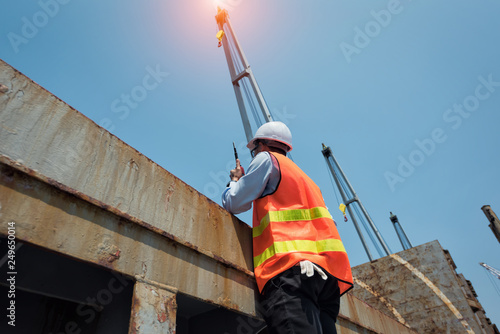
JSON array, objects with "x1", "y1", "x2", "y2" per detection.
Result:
[
  {"x1": 254, "y1": 238, "x2": 346, "y2": 268},
  {"x1": 253, "y1": 206, "x2": 332, "y2": 238}
]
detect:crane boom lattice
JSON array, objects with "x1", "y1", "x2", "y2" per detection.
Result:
[
  {"x1": 480, "y1": 262, "x2": 500, "y2": 280},
  {"x1": 215, "y1": 7, "x2": 273, "y2": 143}
]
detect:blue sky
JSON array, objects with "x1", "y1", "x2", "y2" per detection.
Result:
[{"x1": 2, "y1": 0, "x2": 500, "y2": 326}]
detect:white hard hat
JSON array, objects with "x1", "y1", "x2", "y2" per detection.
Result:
[{"x1": 247, "y1": 121, "x2": 293, "y2": 152}]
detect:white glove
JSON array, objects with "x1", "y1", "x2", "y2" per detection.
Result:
[{"x1": 299, "y1": 260, "x2": 328, "y2": 280}]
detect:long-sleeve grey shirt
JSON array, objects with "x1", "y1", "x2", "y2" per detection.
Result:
[{"x1": 222, "y1": 152, "x2": 281, "y2": 215}]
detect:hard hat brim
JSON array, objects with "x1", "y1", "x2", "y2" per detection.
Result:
[
  {"x1": 247, "y1": 137, "x2": 292, "y2": 152},
  {"x1": 247, "y1": 121, "x2": 293, "y2": 152}
]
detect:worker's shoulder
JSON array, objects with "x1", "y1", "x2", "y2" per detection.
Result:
[
  {"x1": 254, "y1": 151, "x2": 273, "y2": 162},
  {"x1": 248, "y1": 151, "x2": 276, "y2": 171}
]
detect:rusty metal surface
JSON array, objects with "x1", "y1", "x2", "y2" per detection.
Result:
[
  {"x1": 351, "y1": 241, "x2": 493, "y2": 334},
  {"x1": 337, "y1": 293, "x2": 417, "y2": 334},
  {"x1": 0, "y1": 154, "x2": 254, "y2": 278},
  {"x1": 0, "y1": 162, "x2": 258, "y2": 316},
  {"x1": 129, "y1": 281, "x2": 177, "y2": 334},
  {"x1": 0, "y1": 58, "x2": 253, "y2": 274}
]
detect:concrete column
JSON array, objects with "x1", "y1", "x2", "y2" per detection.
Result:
[{"x1": 129, "y1": 280, "x2": 177, "y2": 334}]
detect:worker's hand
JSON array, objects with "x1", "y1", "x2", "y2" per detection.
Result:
[
  {"x1": 299, "y1": 260, "x2": 328, "y2": 280},
  {"x1": 230, "y1": 159, "x2": 244, "y2": 182}
]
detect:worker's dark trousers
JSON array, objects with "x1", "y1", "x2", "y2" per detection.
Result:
[{"x1": 258, "y1": 266, "x2": 341, "y2": 334}]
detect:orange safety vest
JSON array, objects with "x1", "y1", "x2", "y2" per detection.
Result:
[{"x1": 252, "y1": 152, "x2": 353, "y2": 295}]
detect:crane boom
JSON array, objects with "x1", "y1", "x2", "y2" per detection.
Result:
[
  {"x1": 321, "y1": 143, "x2": 392, "y2": 261},
  {"x1": 215, "y1": 7, "x2": 273, "y2": 143},
  {"x1": 480, "y1": 262, "x2": 500, "y2": 279}
]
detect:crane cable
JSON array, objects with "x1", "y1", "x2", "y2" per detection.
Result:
[
  {"x1": 242, "y1": 79, "x2": 262, "y2": 127},
  {"x1": 325, "y1": 158, "x2": 342, "y2": 219},
  {"x1": 327, "y1": 156, "x2": 384, "y2": 256},
  {"x1": 225, "y1": 26, "x2": 262, "y2": 129},
  {"x1": 353, "y1": 202, "x2": 384, "y2": 257}
]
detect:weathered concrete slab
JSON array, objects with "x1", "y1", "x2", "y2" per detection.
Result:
[{"x1": 351, "y1": 240, "x2": 498, "y2": 334}]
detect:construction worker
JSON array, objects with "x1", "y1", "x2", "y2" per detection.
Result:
[{"x1": 222, "y1": 121, "x2": 353, "y2": 334}]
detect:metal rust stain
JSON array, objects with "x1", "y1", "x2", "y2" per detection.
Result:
[
  {"x1": 129, "y1": 281, "x2": 177, "y2": 334},
  {"x1": 157, "y1": 311, "x2": 167, "y2": 323},
  {"x1": 164, "y1": 181, "x2": 176, "y2": 213},
  {"x1": 0, "y1": 83, "x2": 8, "y2": 93},
  {"x1": 158, "y1": 293, "x2": 177, "y2": 326},
  {"x1": 97, "y1": 245, "x2": 121, "y2": 267},
  {"x1": 129, "y1": 293, "x2": 142, "y2": 334},
  {"x1": 128, "y1": 158, "x2": 139, "y2": 171},
  {"x1": 216, "y1": 296, "x2": 240, "y2": 312}
]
